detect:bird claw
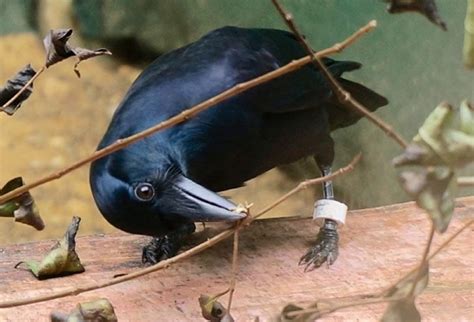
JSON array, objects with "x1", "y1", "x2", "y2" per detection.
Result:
[
  {"x1": 299, "y1": 226, "x2": 339, "y2": 271},
  {"x1": 142, "y1": 235, "x2": 180, "y2": 265}
]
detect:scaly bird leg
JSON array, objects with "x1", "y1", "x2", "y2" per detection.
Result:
[
  {"x1": 142, "y1": 223, "x2": 196, "y2": 265},
  {"x1": 299, "y1": 165, "x2": 339, "y2": 271}
]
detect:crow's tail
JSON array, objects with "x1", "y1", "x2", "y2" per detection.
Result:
[{"x1": 326, "y1": 78, "x2": 388, "y2": 131}]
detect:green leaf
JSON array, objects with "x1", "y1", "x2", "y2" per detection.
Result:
[
  {"x1": 381, "y1": 297, "x2": 421, "y2": 322},
  {"x1": 459, "y1": 100, "x2": 474, "y2": 135},
  {"x1": 464, "y1": 0, "x2": 474, "y2": 68},
  {"x1": 394, "y1": 101, "x2": 474, "y2": 168},
  {"x1": 399, "y1": 168, "x2": 456, "y2": 232},
  {"x1": 50, "y1": 298, "x2": 118, "y2": 322},
  {"x1": 15, "y1": 216, "x2": 84, "y2": 279},
  {"x1": 0, "y1": 177, "x2": 44, "y2": 230}
]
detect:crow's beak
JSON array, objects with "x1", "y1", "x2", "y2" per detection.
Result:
[{"x1": 172, "y1": 175, "x2": 246, "y2": 222}]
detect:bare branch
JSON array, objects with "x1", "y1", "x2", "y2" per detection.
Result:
[
  {"x1": 271, "y1": 0, "x2": 408, "y2": 148},
  {"x1": 0, "y1": 21, "x2": 377, "y2": 205},
  {"x1": 227, "y1": 229, "x2": 240, "y2": 313},
  {"x1": 252, "y1": 153, "x2": 361, "y2": 220},
  {"x1": 408, "y1": 222, "x2": 434, "y2": 296}
]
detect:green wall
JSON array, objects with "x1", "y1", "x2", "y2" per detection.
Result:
[{"x1": 0, "y1": 0, "x2": 35, "y2": 35}]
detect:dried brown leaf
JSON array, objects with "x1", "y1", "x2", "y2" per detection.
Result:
[
  {"x1": 0, "y1": 177, "x2": 44, "y2": 230},
  {"x1": 381, "y1": 297, "x2": 421, "y2": 322},
  {"x1": 199, "y1": 294, "x2": 234, "y2": 322},
  {"x1": 280, "y1": 303, "x2": 320, "y2": 322},
  {"x1": 43, "y1": 29, "x2": 75, "y2": 68},
  {"x1": 385, "y1": 0, "x2": 447, "y2": 30},
  {"x1": 50, "y1": 298, "x2": 117, "y2": 322},
  {"x1": 72, "y1": 47, "x2": 112, "y2": 78},
  {"x1": 43, "y1": 28, "x2": 112, "y2": 77},
  {"x1": 15, "y1": 216, "x2": 84, "y2": 279},
  {"x1": 0, "y1": 65, "x2": 36, "y2": 115}
]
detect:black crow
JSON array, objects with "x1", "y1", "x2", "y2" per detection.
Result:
[{"x1": 90, "y1": 26, "x2": 388, "y2": 268}]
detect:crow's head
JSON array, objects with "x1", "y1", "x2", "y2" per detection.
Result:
[{"x1": 89, "y1": 142, "x2": 245, "y2": 236}]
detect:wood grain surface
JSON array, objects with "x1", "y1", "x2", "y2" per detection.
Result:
[{"x1": 0, "y1": 197, "x2": 472, "y2": 321}]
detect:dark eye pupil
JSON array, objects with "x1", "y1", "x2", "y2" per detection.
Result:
[{"x1": 135, "y1": 183, "x2": 154, "y2": 201}]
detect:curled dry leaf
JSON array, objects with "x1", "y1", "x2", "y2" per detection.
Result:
[
  {"x1": 280, "y1": 303, "x2": 320, "y2": 322},
  {"x1": 399, "y1": 168, "x2": 456, "y2": 232},
  {"x1": 15, "y1": 216, "x2": 84, "y2": 279},
  {"x1": 43, "y1": 28, "x2": 112, "y2": 77},
  {"x1": 43, "y1": 29, "x2": 75, "y2": 68},
  {"x1": 199, "y1": 294, "x2": 234, "y2": 322},
  {"x1": 393, "y1": 101, "x2": 474, "y2": 168},
  {"x1": 385, "y1": 0, "x2": 447, "y2": 30},
  {"x1": 73, "y1": 47, "x2": 112, "y2": 78},
  {"x1": 381, "y1": 297, "x2": 421, "y2": 322},
  {"x1": 50, "y1": 298, "x2": 118, "y2": 322},
  {"x1": 0, "y1": 65, "x2": 36, "y2": 115},
  {"x1": 0, "y1": 177, "x2": 44, "y2": 230}
]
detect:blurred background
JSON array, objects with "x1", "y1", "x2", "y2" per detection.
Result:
[{"x1": 0, "y1": 0, "x2": 472, "y2": 243}]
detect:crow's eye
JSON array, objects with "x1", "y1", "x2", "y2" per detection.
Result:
[{"x1": 134, "y1": 183, "x2": 155, "y2": 201}]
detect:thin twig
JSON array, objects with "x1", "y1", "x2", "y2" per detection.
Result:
[
  {"x1": 252, "y1": 153, "x2": 361, "y2": 220},
  {"x1": 458, "y1": 176, "x2": 474, "y2": 186},
  {"x1": 271, "y1": 0, "x2": 408, "y2": 148},
  {"x1": 227, "y1": 228, "x2": 240, "y2": 313},
  {"x1": 408, "y1": 222, "x2": 435, "y2": 296},
  {"x1": 0, "y1": 66, "x2": 46, "y2": 112},
  {"x1": 428, "y1": 219, "x2": 473, "y2": 259},
  {"x1": 0, "y1": 154, "x2": 361, "y2": 308},
  {"x1": 0, "y1": 21, "x2": 377, "y2": 205},
  {"x1": 286, "y1": 296, "x2": 402, "y2": 319}
]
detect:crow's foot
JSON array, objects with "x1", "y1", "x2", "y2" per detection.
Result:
[
  {"x1": 142, "y1": 223, "x2": 196, "y2": 265},
  {"x1": 299, "y1": 225, "x2": 339, "y2": 271},
  {"x1": 142, "y1": 235, "x2": 181, "y2": 265}
]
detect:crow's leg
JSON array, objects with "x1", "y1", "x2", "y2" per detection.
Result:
[
  {"x1": 142, "y1": 223, "x2": 196, "y2": 265},
  {"x1": 299, "y1": 163, "x2": 340, "y2": 271}
]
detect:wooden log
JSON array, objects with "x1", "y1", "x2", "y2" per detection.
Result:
[{"x1": 0, "y1": 197, "x2": 472, "y2": 321}]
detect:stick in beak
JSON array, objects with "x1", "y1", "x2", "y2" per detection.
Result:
[{"x1": 173, "y1": 175, "x2": 247, "y2": 222}]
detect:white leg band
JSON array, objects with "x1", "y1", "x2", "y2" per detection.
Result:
[{"x1": 313, "y1": 199, "x2": 348, "y2": 225}]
